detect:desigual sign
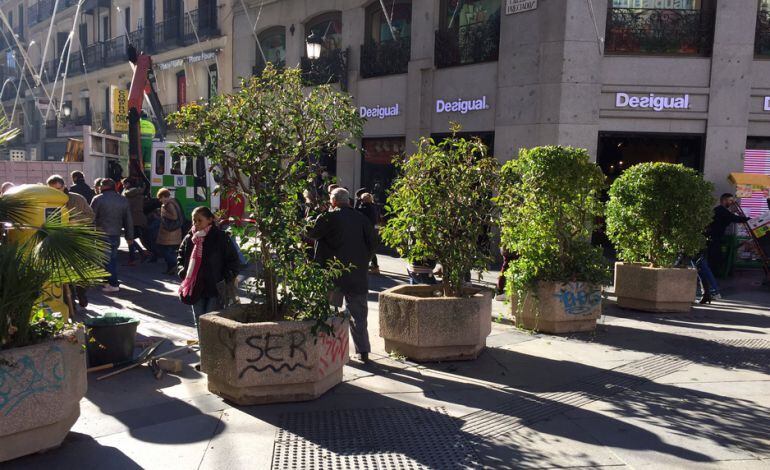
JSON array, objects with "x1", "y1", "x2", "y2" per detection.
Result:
[
  {"x1": 436, "y1": 96, "x2": 490, "y2": 114},
  {"x1": 359, "y1": 104, "x2": 400, "y2": 119},
  {"x1": 615, "y1": 92, "x2": 690, "y2": 112}
]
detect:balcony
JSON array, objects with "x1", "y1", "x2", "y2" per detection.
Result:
[
  {"x1": 360, "y1": 37, "x2": 410, "y2": 79},
  {"x1": 605, "y1": 8, "x2": 714, "y2": 56},
  {"x1": 300, "y1": 48, "x2": 348, "y2": 89},
  {"x1": 756, "y1": 9, "x2": 770, "y2": 57},
  {"x1": 434, "y1": 20, "x2": 500, "y2": 69},
  {"x1": 184, "y1": 9, "x2": 220, "y2": 43}
]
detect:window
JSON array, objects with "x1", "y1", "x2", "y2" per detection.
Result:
[
  {"x1": 305, "y1": 12, "x2": 342, "y2": 57},
  {"x1": 171, "y1": 153, "x2": 182, "y2": 174},
  {"x1": 605, "y1": 0, "x2": 716, "y2": 56},
  {"x1": 255, "y1": 26, "x2": 285, "y2": 74},
  {"x1": 361, "y1": 1, "x2": 412, "y2": 78},
  {"x1": 155, "y1": 150, "x2": 166, "y2": 174},
  {"x1": 183, "y1": 156, "x2": 194, "y2": 175},
  {"x1": 125, "y1": 7, "x2": 131, "y2": 35},
  {"x1": 435, "y1": 0, "x2": 500, "y2": 68},
  {"x1": 208, "y1": 64, "x2": 218, "y2": 99},
  {"x1": 17, "y1": 5, "x2": 23, "y2": 37}
]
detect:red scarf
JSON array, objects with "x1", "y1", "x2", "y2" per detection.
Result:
[{"x1": 179, "y1": 225, "x2": 211, "y2": 298}]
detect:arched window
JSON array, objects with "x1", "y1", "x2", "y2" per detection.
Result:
[
  {"x1": 366, "y1": 1, "x2": 411, "y2": 43},
  {"x1": 255, "y1": 26, "x2": 286, "y2": 74},
  {"x1": 436, "y1": 0, "x2": 500, "y2": 68},
  {"x1": 305, "y1": 12, "x2": 342, "y2": 57}
]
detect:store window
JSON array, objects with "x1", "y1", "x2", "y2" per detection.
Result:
[
  {"x1": 605, "y1": 0, "x2": 716, "y2": 56},
  {"x1": 756, "y1": 1, "x2": 770, "y2": 56},
  {"x1": 254, "y1": 26, "x2": 286, "y2": 75},
  {"x1": 361, "y1": 1, "x2": 412, "y2": 78},
  {"x1": 597, "y1": 132, "x2": 704, "y2": 186},
  {"x1": 435, "y1": 0, "x2": 500, "y2": 68},
  {"x1": 361, "y1": 137, "x2": 407, "y2": 206}
]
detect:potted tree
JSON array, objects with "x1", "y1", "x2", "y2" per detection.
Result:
[
  {"x1": 378, "y1": 126, "x2": 498, "y2": 362},
  {"x1": 606, "y1": 162, "x2": 714, "y2": 312},
  {"x1": 498, "y1": 146, "x2": 610, "y2": 333},
  {"x1": 1, "y1": 167, "x2": 107, "y2": 459},
  {"x1": 169, "y1": 66, "x2": 363, "y2": 405}
]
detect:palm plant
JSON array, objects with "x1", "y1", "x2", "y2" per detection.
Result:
[{"x1": 0, "y1": 129, "x2": 107, "y2": 349}]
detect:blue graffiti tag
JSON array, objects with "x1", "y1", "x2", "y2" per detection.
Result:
[
  {"x1": 554, "y1": 282, "x2": 602, "y2": 316},
  {"x1": 0, "y1": 345, "x2": 66, "y2": 416}
]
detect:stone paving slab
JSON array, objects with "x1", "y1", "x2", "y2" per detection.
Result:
[{"x1": 5, "y1": 250, "x2": 770, "y2": 469}]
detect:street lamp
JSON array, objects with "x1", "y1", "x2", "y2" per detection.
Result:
[{"x1": 306, "y1": 31, "x2": 322, "y2": 60}]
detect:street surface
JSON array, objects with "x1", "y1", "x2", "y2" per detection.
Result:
[{"x1": 7, "y1": 246, "x2": 770, "y2": 469}]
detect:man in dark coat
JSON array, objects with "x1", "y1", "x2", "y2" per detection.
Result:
[
  {"x1": 70, "y1": 170, "x2": 95, "y2": 204},
  {"x1": 308, "y1": 187, "x2": 377, "y2": 362},
  {"x1": 706, "y1": 193, "x2": 750, "y2": 287}
]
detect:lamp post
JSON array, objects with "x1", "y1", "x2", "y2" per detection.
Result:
[{"x1": 306, "y1": 31, "x2": 322, "y2": 60}]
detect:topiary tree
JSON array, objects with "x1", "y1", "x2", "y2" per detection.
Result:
[
  {"x1": 380, "y1": 125, "x2": 499, "y2": 297},
  {"x1": 169, "y1": 66, "x2": 363, "y2": 328},
  {"x1": 606, "y1": 162, "x2": 714, "y2": 268},
  {"x1": 498, "y1": 146, "x2": 610, "y2": 299}
]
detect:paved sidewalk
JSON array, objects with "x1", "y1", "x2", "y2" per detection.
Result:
[{"x1": 7, "y1": 248, "x2": 770, "y2": 469}]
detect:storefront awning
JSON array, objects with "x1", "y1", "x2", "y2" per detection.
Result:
[{"x1": 728, "y1": 172, "x2": 770, "y2": 188}]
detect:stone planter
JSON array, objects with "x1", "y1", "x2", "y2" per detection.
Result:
[
  {"x1": 379, "y1": 285, "x2": 492, "y2": 362},
  {"x1": 199, "y1": 304, "x2": 349, "y2": 405},
  {"x1": 614, "y1": 262, "x2": 697, "y2": 313},
  {"x1": 513, "y1": 281, "x2": 603, "y2": 334},
  {"x1": 0, "y1": 331, "x2": 87, "y2": 462}
]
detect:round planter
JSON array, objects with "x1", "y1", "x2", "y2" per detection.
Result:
[
  {"x1": 199, "y1": 304, "x2": 349, "y2": 405},
  {"x1": 513, "y1": 281, "x2": 603, "y2": 334},
  {"x1": 378, "y1": 284, "x2": 492, "y2": 362},
  {"x1": 0, "y1": 330, "x2": 87, "y2": 462},
  {"x1": 613, "y1": 262, "x2": 697, "y2": 313},
  {"x1": 84, "y1": 315, "x2": 139, "y2": 367}
]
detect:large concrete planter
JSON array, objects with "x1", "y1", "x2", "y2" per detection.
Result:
[
  {"x1": 379, "y1": 285, "x2": 492, "y2": 362},
  {"x1": 513, "y1": 281, "x2": 603, "y2": 334},
  {"x1": 0, "y1": 331, "x2": 87, "y2": 462},
  {"x1": 614, "y1": 262, "x2": 697, "y2": 312},
  {"x1": 199, "y1": 304, "x2": 349, "y2": 405}
]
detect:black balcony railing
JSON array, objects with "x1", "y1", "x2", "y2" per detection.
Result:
[
  {"x1": 360, "y1": 37, "x2": 410, "y2": 79},
  {"x1": 434, "y1": 20, "x2": 500, "y2": 69},
  {"x1": 605, "y1": 8, "x2": 714, "y2": 56},
  {"x1": 756, "y1": 9, "x2": 770, "y2": 56},
  {"x1": 300, "y1": 48, "x2": 348, "y2": 89},
  {"x1": 103, "y1": 36, "x2": 127, "y2": 65}
]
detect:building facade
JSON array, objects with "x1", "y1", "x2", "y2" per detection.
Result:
[
  {"x1": 230, "y1": 0, "x2": 770, "y2": 206},
  {"x1": 0, "y1": 0, "x2": 233, "y2": 161}
]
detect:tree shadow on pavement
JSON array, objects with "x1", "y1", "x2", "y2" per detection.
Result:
[
  {"x1": 4, "y1": 432, "x2": 143, "y2": 470},
  {"x1": 605, "y1": 301, "x2": 770, "y2": 332}
]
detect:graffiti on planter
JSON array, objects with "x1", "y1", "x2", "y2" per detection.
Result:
[
  {"x1": 554, "y1": 282, "x2": 602, "y2": 316},
  {"x1": 0, "y1": 346, "x2": 65, "y2": 416},
  {"x1": 318, "y1": 325, "x2": 349, "y2": 377},
  {"x1": 239, "y1": 331, "x2": 311, "y2": 378}
]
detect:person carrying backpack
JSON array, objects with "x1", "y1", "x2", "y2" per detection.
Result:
[{"x1": 156, "y1": 188, "x2": 183, "y2": 275}]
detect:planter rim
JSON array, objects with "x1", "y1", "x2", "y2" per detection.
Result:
[
  {"x1": 615, "y1": 262, "x2": 695, "y2": 271},
  {"x1": 381, "y1": 284, "x2": 491, "y2": 301},
  {"x1": 200, "y1": 309, "x2": 345, "y2": 329},
  {"x1": 0, "y1": 328, "x2": 80, "y2": 354}
]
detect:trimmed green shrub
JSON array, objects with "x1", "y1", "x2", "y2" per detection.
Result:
[
  {"x1": 498, "y1": 146, "x2": 610, "y2": 298},
  {"x1": 380, "y1": 127, "x2": 499, "y2": 297},
  {"x1": 606, "y1": 162, "x2": 714, "y2": 268}
]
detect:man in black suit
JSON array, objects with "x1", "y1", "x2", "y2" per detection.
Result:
[
  {"x1": 706, "y1": 193, "x2": 750, "y2": 289},
  {"x1": 308, "y1": 187, "x2": 377, "y2": 363}
]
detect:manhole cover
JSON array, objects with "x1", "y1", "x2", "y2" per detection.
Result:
[{"x1": 272, "y1": 407, "x2": 478, "y2": 469}]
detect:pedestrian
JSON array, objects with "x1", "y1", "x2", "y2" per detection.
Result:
[
  {"x1": 356, "y1": 192, "x2": 380, "y2": 274},
  {"x1": 177, "y1": 206, "x2": 240, "y2": 335},
  {"x1": 156, "y1": 188, "x2": 183, "y2": 275},
  {"x1": 93, "y1": 178, "x2": 103, "y2": 195},
  {"x1": 1, "y1": 181, "x2": 13, "y2": 195},
  {"x1": 48, "y1": 174, "x2": 95, "y2": 307},
  {"x1": 354, "y1": 187, "x2": 368, "y2": 209},
  {"x1": 90, "y1": 178, "x2": 134, "y2": 293},
  {"x1": 706, "y1": 193, "x2": 750, "y2": 296},
  {"x1": 122, "y1": 178, "x2": 149, "y2": 265},
  {"x1": 308, "y1": 187, "x2": 377, "y2": 363},
  {"x1": 69, "y1": 170, "x2": 95, "y2": 204}
]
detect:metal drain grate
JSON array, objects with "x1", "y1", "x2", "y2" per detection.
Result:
[
  {"x1": 461, "y1": 354, "x2": 689, "y2": 439},
  {"x1": 272, "y1": 407, "x2": 478, "y2": 470}
]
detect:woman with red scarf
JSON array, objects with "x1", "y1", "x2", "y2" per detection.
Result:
[{"x1": 177, "y1": 207, "x2": 240, "y2": 334}]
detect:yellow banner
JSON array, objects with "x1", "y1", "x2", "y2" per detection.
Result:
[{"x1": 112, "y1": 87, "x2": 129, "y2": 133}]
